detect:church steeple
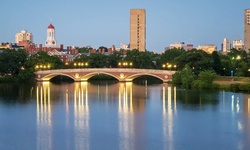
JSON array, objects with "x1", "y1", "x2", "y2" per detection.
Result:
[{"x1": 45, "y1": 22, "x2": 57, "y2": 47}]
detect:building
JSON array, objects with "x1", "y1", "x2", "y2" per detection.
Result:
[
  {"x1": 121, "y1": 43, "x2": 129, "y2": 50},
  {"x1": 222, "y1": 38, "x2": 230, "y2": 54},
  {"x1": 0, "y1": 42, "x2": 24, "y2": 49},
  {"x1": 15, "y1": 30, "x2": 33, "y2": 43},
  {"x1": 45, "y1": 23, "x2": 57, "y2": 48},
  {"x1": 166, "y1": 42, "x2": 193, "y2": 50},
  {"x1": 232, "y1": 39, "x2": 244, "y2": 50},
  {"x1": 169, "y1": 42, "x2": 186, "y2": 50},
  {"x1": 197, "y1": 44, "x2": 217, "y2": 54},
  {"x1": 244, "y1": 9, "x2": 250, "y2": 51},
  {"x1": 186, "y1": 44, "x2": 194, "y2": 50},
  {"x1": 130, "y1": 9, "x2": 146, "y2": 52}
]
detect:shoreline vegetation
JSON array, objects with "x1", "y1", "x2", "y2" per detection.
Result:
[{"x1": 214, "y1": 76, "x2": 250, "y2": 92}]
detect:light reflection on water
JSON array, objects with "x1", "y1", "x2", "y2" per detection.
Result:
[
  {"x1": 73, "y1": 82, "x2": 89, "y2": 150},
  {"x1": 36, "y1": 82, "x2": 52, "y2": 150},
  {"x1": 1, "y1": 82, "x2": 250, "y2": 149},
  {"x1": 162, "y1": 85, "x2": 176, "y2": 150}
]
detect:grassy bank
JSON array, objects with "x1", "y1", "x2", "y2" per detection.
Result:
[{"x1": 214, "y1": 76, "x2": 250, "y2": 92}]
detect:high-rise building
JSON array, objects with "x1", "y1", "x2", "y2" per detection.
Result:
[
  {"x1": 130, "y1": 9, "x2": 146, "y2": 52},
  {"x1": 15, "y1": 30, "x2": 33, "y2": 43},
  {"x1": 222, "y1": 38, "x2": 230, "y2": 53},
  {"x1": 233, "y1": 39, "x2": 244, "y2": 50},
  {"x1": 45, "y1": 23, "x2": 57, "y2": 47},
  {"x1": 244, "y1": 9, "x2": 250, "y2": 51}
]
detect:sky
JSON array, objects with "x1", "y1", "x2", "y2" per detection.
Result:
[{"x1": 0, "y1": 0, "x2": 249, "y2": 52}]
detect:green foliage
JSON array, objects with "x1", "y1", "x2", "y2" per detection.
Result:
[
  {"x1": 26, "y1": 51, "x2": 64, "y2": 69},
  {"x1": 192, "y1": 70, "x2": 218, "y2": 89},
  {"x1": 124, "y1": 50, "x2": 156, "y2": 69},
  {"x1": 175, "y1": 49, "x2": 213, "y2": 74},
  {"x1": 88, "y1": 53, "x2": 108, "y2": 68},
  {"x1": 18, "y1": 68, "x2": 35, "y2": 82},
  {"x1": 230, "y1": 84, "x2": 241, "y2": 92},
  {"x1": 0, "y1": 49, "x2": 28, "y2": 76},
  {"x1": 212, "y1": 51, "x2": 222, "y2": 75},
  {"x1": 239, "y1": 84, "x2": 250, "y2": 93},
  {"x1": 107, "y1": 51, "x2": 123, "y2": 68},
  {"x1": 160, "y1": 48, "x2": 186, "y2": 67},
  {"x1": 172, "y1": 65, "x2": 196, "y2": 88},
  {"x1": 77, "y1": 47, "x2": 92, "y2": 53}
]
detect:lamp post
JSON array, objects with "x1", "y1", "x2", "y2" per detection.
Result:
[
  {"x1": 162, "y1": 62, "x2": 176, "y2": 70},
  {"x1": 73, "y1": 62, "x2": 88, "y2": 68},
  {"x1": 35, "y1": 64, "x2": 51, "y2": 70},
  {"x1": 118, "y1": 61, "x2": 132, "y2": 68}
]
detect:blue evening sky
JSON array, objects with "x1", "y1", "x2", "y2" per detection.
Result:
[{"x1": 0, "y1": 0, "x2": 249, "y2": 52}]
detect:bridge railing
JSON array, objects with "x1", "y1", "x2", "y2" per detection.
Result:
[{"x1": 35, "y1": 68, "x2": 175, "y2": 74}]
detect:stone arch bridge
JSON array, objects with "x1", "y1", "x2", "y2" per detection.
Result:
[{"x1": 35, "y1": 68, "x2": 176, "y2": 82}]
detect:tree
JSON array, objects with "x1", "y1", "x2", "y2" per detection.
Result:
[
  {"x1": 211, "y1": 51, "x2": 222, "y2": 75},
  {"x1": 26, "y1": 51, "x2": 64, "y2": 70},
  {"x1": 192, "y1": 70, "x2": 217, "y2": 89},
  {"x1": 175, "y1": 49, "x2": 213, "y2": 74},
  {"x1": 107, "y1": 51, "x2": 123, "y2": 68},
  {"x1": 124, "y1": 50, "x2": 156, "y2": 69},
  {"x1": 160, "y1": 48, "x2": 186, "y2": 66},
  {"x1": 88, "y1": 53, "x2": 108, "y2": 68},
  {"x1": 77, "y1": 47, "x2": 92, "y2": 53},
  {"x1": 172, "y1": 65, "x2": 196, "y2": 88},
  {"x1": 0, "y1": 49, "x2": 28, "y2": 76}
]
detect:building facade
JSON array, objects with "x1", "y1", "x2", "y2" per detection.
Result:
[
  {"x1": 130, "y1": 9, "x2": 146, "y2": 52},
  {"x1": 45, "y1": 23, "x2": 57, "y2": 47},
  {"x1": 233, "y1": 39, "x2": 244, "y2": 50},
  {"x1": 169, "y1": 42, "x2": 186, "y2": 50},
  {"x1": 197, "y1": 44, "x2": 217, "y2": 54},
  {"x1": 166, "y1": 42, "x2": 193, "y2": 51},
  {"x1": 244, "y1": 9, "x2": 250, "y2": 51},
  {"x1": 222, "y1": 38, "x2": 230, "y2": 53},
  {"x1": 15, "y1": 30, "x2": 33, "y2": 43}
]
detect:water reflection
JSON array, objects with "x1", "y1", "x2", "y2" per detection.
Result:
[
  {"x1": 74, "y1": 82, "x2": 89, "y2": 150},
  {"x1": 36, "y1": 82, "x2": 52, "y2": 150},
  {"x1": 162, "y1": 85, "x2": 177, "y2": 150},
  {"x1": 118, "y1": 82, "x2": 135, "y2": 150},
  {"x1": 118, "y1": 82, "x2": 147, "y2": 150},
  {"x1": 31, "y1": 81, "x2": 250, "y2": 150}
]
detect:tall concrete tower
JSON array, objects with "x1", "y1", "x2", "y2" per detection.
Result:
[
  {"x1": 222, "y1": 38, "x2": 230, "y2": 53},
  {"x1": 130, "y1": 9, "x2": 146, "y2": 52},
  {"x1": 45, "y1": 23, "x2": 57, "y2": 47},
  {"x1": 244, "y1": 9, "x2": 250, "y2": 52}
]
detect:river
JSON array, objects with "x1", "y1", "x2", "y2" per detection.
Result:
[{"x1": 0, "y1": 81, "x2": 249, "y2": 150}]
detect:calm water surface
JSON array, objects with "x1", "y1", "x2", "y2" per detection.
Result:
[{"x1": 0, "y1": 81, "x2": 250, "y2": 150}]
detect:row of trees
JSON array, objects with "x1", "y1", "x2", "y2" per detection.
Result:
[{"x1": 0, "y1": 47, "x2": 250, "y2": 82}]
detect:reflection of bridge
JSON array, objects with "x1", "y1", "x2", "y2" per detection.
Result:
[{"x1": 35, "y1": 68, "x2": 176, "y2": 82}]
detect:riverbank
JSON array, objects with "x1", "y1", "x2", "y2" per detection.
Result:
[
  {"x1": 214, "y1": 76, "x2": 250, "y2": 85},
  {"x1": 214, "y1": 76, "x2": 250, "y2": 92}
]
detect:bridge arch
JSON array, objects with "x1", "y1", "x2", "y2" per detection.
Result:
[
  {"x1": 40, "y1": 73, "x2": 75, "y2": 81},
  {"x1": 126, "y1": 73, "x2": 166, "y2": 82},
  {"x1": 80, "y1": 72, "x2": 120, "y2": 81}
]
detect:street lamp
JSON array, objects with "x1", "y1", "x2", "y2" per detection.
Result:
[
  {"x1": 162, "y1": 62, "x2": 176, "y2": 70},
  {"x1": 118, "y1": 61, "x2": 133, "y2": 68},
  {"x1": 73, "y1": 62, "x2": 88, "y2": 68},
  {"x1": 35, "y1": 64, "x2": 51, "y2": 70}
]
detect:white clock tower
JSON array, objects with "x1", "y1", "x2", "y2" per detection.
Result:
[{"x1": 45, "y1": 23, "x2": 57, "y2": 47}]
